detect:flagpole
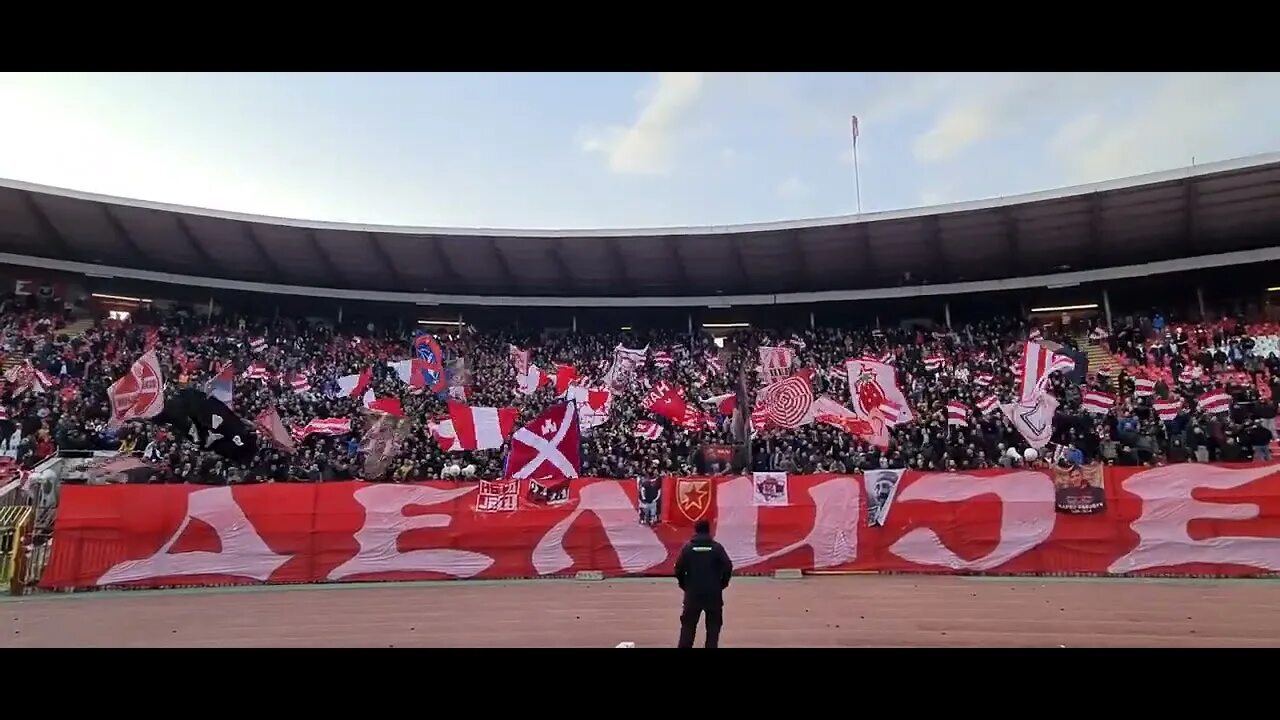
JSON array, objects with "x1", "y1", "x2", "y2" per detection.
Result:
[
  {"x1": 849, "y1": 114, "x2": 863, "y2": 215},
  {"x1": 853, "y1": 140, "x2": 862, "y2": 215}
]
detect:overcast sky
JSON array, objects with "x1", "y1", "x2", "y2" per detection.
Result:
[{"x1": 1, "y1": 72, "x2": 1277, "y2": 230}]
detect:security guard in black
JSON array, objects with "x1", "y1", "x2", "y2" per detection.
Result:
[{"x1": 674, "y1": 519, "x2": 734, "y2": 648}]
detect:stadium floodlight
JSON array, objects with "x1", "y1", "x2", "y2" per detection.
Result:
[
  {"x1": 92, "y1": 293, "x2": 151, "y2": 304},
  {"x1": 1029, "y1": 303, "x2": 1098, "y2": 313},
  {"x1": 1268, "y1": 286, "x2": 1280, "y2": 292},
  {"x1": 417, "y1": 319, "x2": 463, "y2": 326},
  {"x1": 702, "y1": 322, "x2": 750, "y2": 329},
  {"x1": 620, "y1": 326, "x2": 632, "y2": 331}
]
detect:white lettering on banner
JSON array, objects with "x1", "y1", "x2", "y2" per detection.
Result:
[
  {"x1": 98, "y1": 487, "x2": 292, "y2": 585},
  {"x1": 532, "y1": 481, "x2": 668, "y2": 575},
  {"x1": 328, "y1": 484, "x2": 495, "y2": 581},
  {"x1": 888, "y1": 472, "x2": 1055, "y2": 571},
  {"x1": 716, "y1": 475, "x2": 860, "y2": 569},
  {"x1": 1109, "y1": 464, "x2": 1280, "y2": 574}
]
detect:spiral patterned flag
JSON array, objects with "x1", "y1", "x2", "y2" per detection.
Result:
[{"x1": 758, "y1": 374, "x2": 814, "y2": 428}]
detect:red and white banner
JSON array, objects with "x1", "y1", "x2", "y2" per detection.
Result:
[
  {"x1": 295, "y1": 417, "x2": 352, "y2": 439},
  {"x1": 1002, "y1": 393, "x2": 1058, "y2": 450},
  {"x1": 758, "y1": 346, "x2": 795, "y2": 385},
  {"x1": 1133, "y1": 378, "x2": 1156, "y2": 397},
  {"x1": 107, "y1": 351, "x2": 165, "y2": 429},
  {"x1": 243, "y1": 364, "x2": 272, "y2": 381},
  {"x1": 643, "y1": 380, "x2": 697, "y2": 427},
  {"x1": 563, "y1": 385, "x2": 612, "y2": 431},
  {"x1": 1198, "y1": 390, "x2": 1231, "y2": 415},
  {"x1": 976, "y1": 395, "x2": 999, "y2": 414},
  {"x1": 605, "y1": 345, "x2": 647, "y2": 391},
  {"x1": 946, "y1": 401, "x2": 968, "y2": 426},
  {"x1": 754, "y1": 372, "x2": 814, "y2": 429},
  {"x1": 923, "y1": 355, "x2": 945, "y2": 371},
  {"x1": 1017, "y1": 341, "x2": 1076, "y2": 403},
  {"x1": 447, "y1": 401, "x2": 519, "y2": 451},
  {"x1": 1082, "y1": 391, "x2": 1116, "y2": 415},
  {"x1": 845, "y1": 359, "x2": 913, "y2": 426},
  {"x1": 254, "y1": 407, "x2": 297, "y2": 453},
  {"x1": 633, "y1": 420, "x2": 663, "y2": 440},
  {"x1": 1154, "y1": 398, "x2": 1182, "y2": 422},
  {"x1": 336, "y1": 368, "x2": 372, "y2": 398},
  {"x1": 39, "y1": 464, "x2": 1280, "y2": 590}
]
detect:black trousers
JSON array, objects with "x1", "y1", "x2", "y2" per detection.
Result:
[{"x1": 678, "y1": 596, "x2": 723, "y2": 648}]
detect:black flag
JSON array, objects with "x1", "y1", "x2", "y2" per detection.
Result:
[{"x1": 163, "y1": 388, "x2": 259, "y2": 465}]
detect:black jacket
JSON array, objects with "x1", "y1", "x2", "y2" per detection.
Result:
[{"x1": 674, "y1": 531, "x2": 733, "y2": 601}]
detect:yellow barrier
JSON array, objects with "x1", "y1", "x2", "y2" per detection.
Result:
[{"x1": 0, "y1": 506, "x2": 33, "y2": 595}]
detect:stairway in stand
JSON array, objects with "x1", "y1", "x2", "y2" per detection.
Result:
[
  {"x1": 60, "y1": 317, "x2": 96, "y2": 338},
  {"x1": 1077, "y1": 335, "x2": 1121, "y2": 378}
]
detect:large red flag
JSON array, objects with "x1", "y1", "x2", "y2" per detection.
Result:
[{"x1": 504, "y1": 402, "x2": 581, "y2": 480}]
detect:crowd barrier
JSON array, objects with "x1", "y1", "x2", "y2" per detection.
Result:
[{"x1": 38, "y1": 463, "x2": 1280, "y2": 590}]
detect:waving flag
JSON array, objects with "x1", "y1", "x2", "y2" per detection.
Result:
[
  {"x1": 946, "y1": 401, "x2": 968, "y2": 426},
  {"x1": 1153, "y1": 398, "x2": 1183, "y2": 421},
  {"x1": 254, "y1": 407, "x2": 296, "y2": 453},
  {"x1": 206, "y1": 363, "x2": 235, "y2": 405},
  {"x1": 634, "y1": 420, "x2": 663, "y2": 440},
  {"x1": 1017, "y1": 341, "x2": 1076, "y2": 403},
  {"x1": 447, "y1": 401, "x2": 520, "y2": 451},
  {"x1": 1134, "y1": 378, "x2": 1156, "y2": 397},
  {"x1": 295, "y1": 417, "x2": 352, "y2": 440},
  {"x1": 1082, "y1": 390, "x2": 1116, "y2": 415},
  {"x1": 412, "y1": 333, "x2": 448, "y2": 394},
  {"x1": 504, "y1": 402, "x2": 582, "y2": 481},
  {"x1": 107, "y1": 351, "x2": 166, "y2": 429},
  {"x1": 335, "y1": 368, "x2": 373, "y2": 398}
]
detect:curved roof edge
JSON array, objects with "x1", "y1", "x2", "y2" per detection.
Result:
[
  {"x1": 1, "y1": 153, "x2": 1278, "y2": 239},
  {"x1": 4, "y1": 247, "x2": 1276, "y2": 308}
]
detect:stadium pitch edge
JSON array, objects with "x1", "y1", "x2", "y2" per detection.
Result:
[{"x1": 8, "y1": 571, "x2": 1275, "y2": 604}]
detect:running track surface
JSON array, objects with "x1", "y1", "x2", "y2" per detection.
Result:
[{"x1": 4, "y1": 575, "x2": 1280, "y2": 647}]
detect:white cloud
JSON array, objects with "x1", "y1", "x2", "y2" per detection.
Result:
[
  {"x1": 777, "y1": 176, "x2": 809, "y2": 199},
  {"x1": 1046, "y1": 73, "x2": 1280, "y2": 184},
  {"x1": 579, "y1": 72, "x2": 706, "y2": 175}
]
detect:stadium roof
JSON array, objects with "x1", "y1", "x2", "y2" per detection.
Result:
[{"x1": 1, "y1": 153, "x2": 1279, "y2": 303}]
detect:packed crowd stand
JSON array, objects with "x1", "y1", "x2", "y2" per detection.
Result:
[{"x1": 1, "y1": 290, "x2": 1277, "y2": 486}]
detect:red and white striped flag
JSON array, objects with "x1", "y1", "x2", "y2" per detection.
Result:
[
  {"x1": 243, "y1": 364, "x2": 272, "y2": 381},
  {"x1": 294, "y1": 417, "x2": 352, "y2": 440},
  {"x1": 1153, "y1": 398, "x2": 1182, "y2": 422},
  {"x1": 946, "y1": 401, "x2": 968, "y2": 426},
  {"x1": 652, "y1": 351, "x2": 674, "y2": 368},
  {"x1": 924, "y1": 355, "x2": 946, "y2": 371},
  {"x1": 1179, "y1": 367, "x2": 1202, "y2": 384},
  {"x1": 976, "y1": 395, "x2": 999, "y2": 414},
  {"x1": 1197, "y1": 390, "x2": 1231, "y2": 415},
  {"x1": 1133, "y1": 378, "x2": 1156, "y2": 397},
  {"x1": 446, "y1": 400, "x2": 520, "y2": 451},
  {"x1": 1017, "y1": 341, "x2": 1076, "y2": 404},
  {"x1": 1082, "y1": 390, "x2": 1116, "y2": 415},
  {"x1": 249, "y1": 337, "x2": 267, "y2": 353},
  {"x1": 290, "y1": 373, "x2": 311, "y2": 393},
  {"x1": 633, "y1": 420, "x2": 663, "y2": 440},
  {"x1": 879, "y1": 400, "x2": 905, "y2": 425},
  {"x1": 973, "y1": 373, "x2": 994, "y2": 387}
]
